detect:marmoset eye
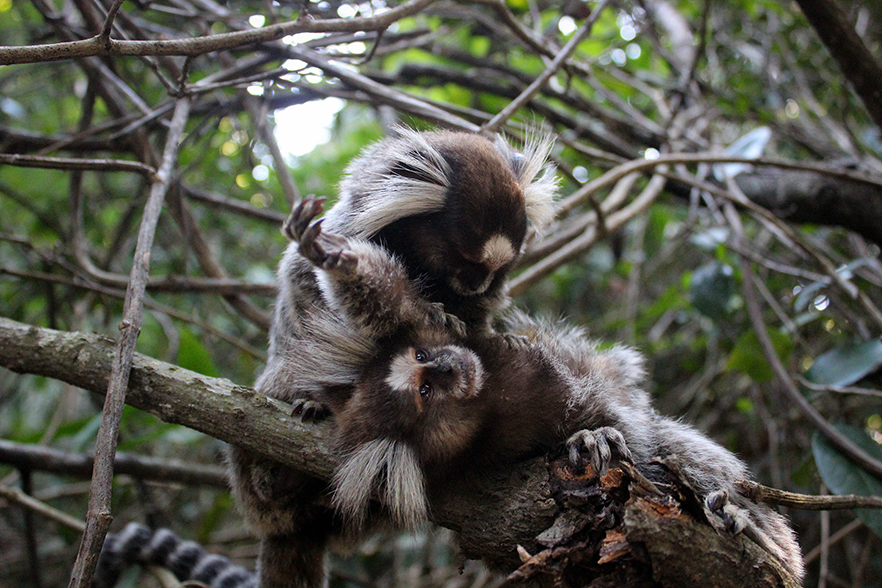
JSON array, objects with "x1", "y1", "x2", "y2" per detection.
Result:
[
  {"x1": 414, "y1": 349, "x2": 428, "y2": 362},
  {"x1": 419, "y1": 382, "x2": 433, "y2": 397}
]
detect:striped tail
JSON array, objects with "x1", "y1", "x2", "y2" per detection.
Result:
[{"x1": 93, "y1": 522, "x2": 257, "y2": 588}]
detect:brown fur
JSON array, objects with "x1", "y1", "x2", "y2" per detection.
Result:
[
  {"x1": 333, "y1": 313, "x2": 804, "y2": 581},
  {"x1": 229, "y1": 129, "x2": 557, "y2": 588},
  {"x1": 304, "y1": 220, "x2": 803, "y2": 580}
]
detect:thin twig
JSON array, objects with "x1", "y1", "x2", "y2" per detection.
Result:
[
  {"x1": 481, "y1": 0, "x2": 609, "y2": 134},
  {"x1": 0, "y1": 0, "x2": 437, "y2": 65},
  {"x1": 68, "y1": 96, "x2": 191, "y2": 588},
  {"x1": 245, "y1": 94, "x2": 302, "y2": 207},
  {"x1": 556, "y1": 153, "x2": 882, "y2": 218},
  {"x1": 796, "y1": 376, "x2": 882, "y2": 399},
  {"x1": 99, "y1": 0, "x2": 127, "y2": 45},
  {"x1": 803, "y1": 519, "x2": 863, "y2": 565},
  {"x1": 737, "y1": 480, "x2": 882, "y2": 510},
  {"x1": 0, "y1": 265, "x2": 269, "y2": 358},
  {"x1": 471, "y1": 0, "x2": 556, "y2": 60},
  {"x1": 665, "y1": 168, "x2": 882, "y2": 330},
  {"x1": 0, "y1": 153, "x2": 155, "y2": 177},
  {"x1": 0, "y1": 440, "x2": 228, "y2": 487},
  {"x1": 0, "y1": 484, "x2": 87, "y2": 533},
  {"x1": 287, "y1": 45, "x2": 479, "y2": 132},
  {"x1": 522, "y1": 172, "x2": 640, "y2": 263},
  {"x1": 21, "y1": 469, "x2": 42, "y2": 588},
  {"x1": 167, "y1": 196, "x2": 272, "y2": 330},
  {"x1": 183, "y1": 184, "x2": 288, "y2": 224},
  {"x1": 726, "y1": 202, "x2": 882, "y2": 479},
  {"x1": 511, "y1": 171, "x2": 667, "y2": 294}
]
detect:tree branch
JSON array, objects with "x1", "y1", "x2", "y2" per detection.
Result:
[
  {"x1": 0, "y1": 0, "x2": 437, "y2": 65},
  {"x1": 481, "y1": 0, "x2": 608, "y2": 134},
  {"x1": 0, "y1": 484, "x2": 87, "y2": 533},
  {"x1": 0, "y1": 439, "x2": 228, "y2": 488},
  {"x1": 726, "y1": 204, "x2": 882, "y2": 480},
  {"x1": 737, "y1": 480, "x2": 882, "y2": 510},
  {"x1": 0, "y1": 154, "x2": 155, "y2": 177},
  {"x1": 0, "y1": 316, "x2": 799, "y2": 587},
  {"x1": 794, "y1": 0, "x2": 882, "y2": 130},
  {"x1": 68, "y1": 96, "x2": 191, "y2": 588},
  {"x1": 734, "y1": 167, "x2": 882, "y2": 245}
]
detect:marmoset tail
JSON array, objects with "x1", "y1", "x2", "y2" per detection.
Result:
[{"x1": 93, "y1": 523, "x2": 256, "y2": 588}]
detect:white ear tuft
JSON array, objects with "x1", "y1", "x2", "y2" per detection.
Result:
[
  {"x1": 495, "y1": 131, "x2": 559, "y2": 232},
  {"x1": 327, "y1": 127, "x2": 451, "y2": 238}
]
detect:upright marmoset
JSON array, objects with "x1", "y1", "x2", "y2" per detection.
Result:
[
  {"x1": 228, "y1": 128, "x2": 558, "y2": 588},
  {"x1": 294, "y1": 212, "x2": 804, "y2": 581}
]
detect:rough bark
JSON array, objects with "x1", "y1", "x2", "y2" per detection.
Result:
[
  {"x1": 794, "y1": 0, "x2": 882, "y2": 130},
  {"x1": 735, "y1": 167, "x2": 882, "y2": 245},
  {"x1": 0, "y1": 316, "x2": 798, "y2": 588}
]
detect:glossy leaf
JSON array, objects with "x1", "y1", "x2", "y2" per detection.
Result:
[
  {"x1": 812, "y1": 425, "x2": 882, "y2": 539},
  {"x1": 805, "y1": 339, "x2": 882, "y2": 387},
  {"x1": 688, "y1": 262, "x2": 735, "y2": 320}
]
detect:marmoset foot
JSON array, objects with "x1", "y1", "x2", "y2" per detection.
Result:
[{"x1": 566, "y1": 426, "x2": 633, "y2": 476}]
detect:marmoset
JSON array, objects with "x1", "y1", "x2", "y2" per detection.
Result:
[
  {"x1": 228, "y1": 128, "x2": 558, "y2": 588},
  {"x1": 300, "y1": 215, "x2": 804, "y2": 581},
  {"x1": 97, "y1": 186, "x2": 803, "y2": 588}
]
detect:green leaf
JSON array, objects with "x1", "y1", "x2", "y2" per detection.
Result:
[
  {"x1": 725, "y1": 329, "x2": 792, "y2": 382},
  {"x1": 177, "y1": 327, "x2": 219, "y2": 378},
  {"x1": 812, "y1": 425, "x2": 882, "y2": 539},
  {"x1": 688, "y1": 262, "x2": 735, "y2": 320},
  {"x1": 805, "y1": 339, "x2": 882, "y2": 387}
]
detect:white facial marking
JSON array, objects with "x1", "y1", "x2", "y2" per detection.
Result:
[
  {"x1": 386, "y1": 351, "x2": 420, "y2": 393},
  {"x1": 480, "y1": 234, "x2": 516, "y2": 272},
  {"x1": 466, "y1": 349, "x2": 485, "y2": 396}
]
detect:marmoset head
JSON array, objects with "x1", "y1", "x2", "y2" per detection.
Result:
[
  {"x1": 386, "y1": 345, "x2": 485, "y2": 408},
  {"x1": 324, "y1": 128, "x2": 557, "y2": 304},
  {"x1": 338, "y1": 342, "x2": 486, "y2": 465},
  {"x1": 332, "y1": 342, "x2": 486, "y2": 528}
]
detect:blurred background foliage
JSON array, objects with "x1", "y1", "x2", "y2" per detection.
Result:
[{"x1": 1, "y1": 0, "x2": 882, "y2": 586}]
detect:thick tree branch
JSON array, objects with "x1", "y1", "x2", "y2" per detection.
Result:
[
  {"x1": 735, "y1": 167, "x2": 882, "y2": 245},
  {"x1": 0, "y1": 316, "x2": 798, "y2": 587},
  {"x1": 794, "y1": 0, "x2": 882, "y2": 130}
]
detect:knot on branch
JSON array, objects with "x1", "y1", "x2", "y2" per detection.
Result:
[{"x1": 506, "y1": 457, "x2": 796, "y2": 588}]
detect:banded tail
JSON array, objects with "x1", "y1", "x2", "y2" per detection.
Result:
[{"x1": 93, "y1": 522, "x2": 256, "y2": 588}]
